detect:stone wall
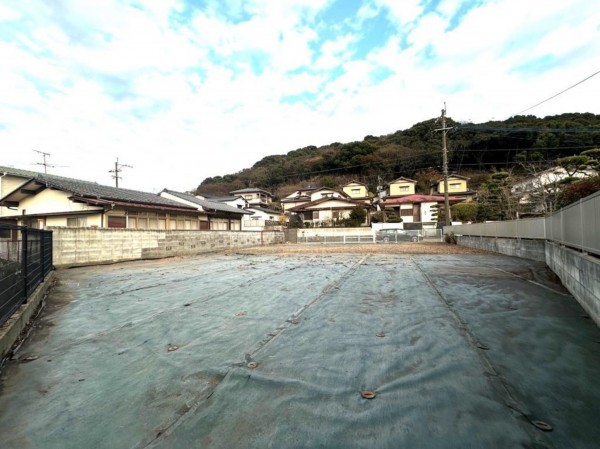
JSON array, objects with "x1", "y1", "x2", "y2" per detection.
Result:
[
  {"x1": 545, "y1": 242, "x2": 600, "y2": 326},
  {"x1": 49, "y1": 228, "x2": 285, "y2": 267},
  {"x1": 456, "y1": 235, "x2": 546, "y2": 262}
]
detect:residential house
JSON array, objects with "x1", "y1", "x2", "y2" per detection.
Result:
[
  {"x1": 342, "y1": 181, "x2": 372, "y2": 205},
  {"x1": 159, "y1": 189, "x2": 251, "y2": 230},
  {"x1": 199, "y1": 192, "x2": 248, "y2": 210},
  {"x1": 243, "y1": 206, "x2": 283, "y2": 230},
  {"x1": 229, "y1": 188, "x2": 274, "y2": 208},
  {"x1": 511, "y1": 166, "x2": 597, "y2": 216},
  {"x1": 281, "y1": 186, "x2": 319, "y2": 213},
  {"x1": 288, "y1": 196, "x2": 371, "y2": 227},
  {"x1": 1, "y1": 167, "x2": 41, "y2": 222},
  {"x1": 379, "y1": 194, "x2": 452, "y2": 225},
  {"x1": 386, "y1": 177, "x2": 417, "y2": 198},
  {"x1": 308, "y1": 187, "x2": 348, "y2": 202},
  {"x1": 432, "y1": 175, "x2": 476, "y2": 202},
  {"x1": 281, "y1": 186, "x2": 347, "y2": 214},
  {"x1": 0, "y1": 167, "x2": 205, "y2": 230}
]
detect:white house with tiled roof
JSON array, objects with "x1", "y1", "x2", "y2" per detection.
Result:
[
  {"x1": 229, "y1": 187, "x2": 274, "y2": 208},
  {"x1": 288, "y1": 196, "x2": 371, "y2": 227},
  {"x1": 0, "y1": 166, "x2": 205, "y2": 230},
  {"x1": 160, "y1": 189, "x2": 251, "y2": 230}
]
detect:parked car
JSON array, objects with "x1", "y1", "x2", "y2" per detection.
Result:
[{"x1": 375, "y1": 228, "x2": 420, "y2": 243}]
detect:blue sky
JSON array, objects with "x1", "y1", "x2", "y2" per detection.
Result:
[{"x1": 0, "y1": 0, "x2": 598, "y2": 192}]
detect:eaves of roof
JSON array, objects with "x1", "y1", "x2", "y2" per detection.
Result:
[
  {"x1": 0, "y1": 168, "x2": 200, "y2": 211},
  {"x1": 161, "y1": 189, "x2": 252, "y2": 215},
  {"x1": 288, "y1": 197, "x2": 370, "y2": 212},
  {"x1": 72, "y1": 197, "x2": 205, "y2": 214},
  {"x1": 229, "y1": 187, "x2": 273, "y2": 196}
]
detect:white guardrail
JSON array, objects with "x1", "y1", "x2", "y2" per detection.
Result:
[{"x1": 444, "y1": 190, "x2": 600, "y2": 256}]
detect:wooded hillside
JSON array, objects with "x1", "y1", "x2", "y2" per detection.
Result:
[{"x1": 196, "y1": 113, "x2": 600, "y2": 199}]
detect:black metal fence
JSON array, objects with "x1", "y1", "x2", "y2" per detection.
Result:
[{"x1": 0, "y1": 224, "x2": 53, "y2": 327}]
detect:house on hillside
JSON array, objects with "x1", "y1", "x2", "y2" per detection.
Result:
[
  {"x1": 281, "y1": 186, "x2": 320, "y2": 213},
  {"x1": 379, "y1": 194, "x2": 455, "y2": 225},
  {"x1": 385, "y1": 177, "x2": 418, "y2": 198},
  {"x1": 229, "y1": 188, "x2": 274, "y2": 208},
  {"x1": 0, "y1": 166, "x2": 205, "y2": 229},
  {"x1": 431, "y1": 175, "x2": 476, "y2": 202},
  {"x1": 342, "y1": 181, "x2": 372, "y2": 205},
  {"x1": 511, "y1": 166, "x2": 597, "y2": 216},
  {"x1": 288, "y1": 196, "x2": 371, "y2": 227},
  {"x1": 159, "y1": 189, "x2": 251, "y2": 230},
  {"x1": 281, "y1": 186, "x2": 348, "y2": 214}
]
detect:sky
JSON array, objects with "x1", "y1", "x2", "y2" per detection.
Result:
[{"x1": 0, "y1": 0, "x2": 599, "y2": 193}]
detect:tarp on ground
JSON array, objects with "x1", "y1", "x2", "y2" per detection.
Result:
[{"x1": 1, "y1": 253, "x2": 599, "y2": 449}]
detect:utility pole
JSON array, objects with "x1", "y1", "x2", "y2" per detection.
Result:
[
  {"x1": 436, "y1": 104, "x2": 452, "y2": 226},
  {"x1": 109, "y1": 158, "x2": 133, "y2": 188},
  {"x1": 33, "y1": 150, "x2": 53, "y2": 174}
]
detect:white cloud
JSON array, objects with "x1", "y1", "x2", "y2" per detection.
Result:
[{"x1": 0, "y1": 0, "x2": 599, "y2": 193}]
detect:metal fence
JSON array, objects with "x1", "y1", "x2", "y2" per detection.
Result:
[
  {"x1": 297, "y1": 234, "x2": 377, "y2": 244},
  {"x1": 444, "y1": 190, "x2": 600, "y2": 256},
  {"x1": 0, "y1": 224, "x2": 53, "y2": 326}
]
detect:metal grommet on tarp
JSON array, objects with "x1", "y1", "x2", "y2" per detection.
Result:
[
  {"x1": 247, "y1": 361, "x2": 258, "y2": 369},
  {"x1": 167, "y1": 345, "x2": 179, "y2": 352},
  {"x1": 532, "y1": 420, "x2": 553, "y2": 432},
  {"x1": 376, "y1": 332, "x2": 385, "y2": 338},
  {"x1": 235, "y1": 311, "x2": 247, "y2": 317},
  {"x1": 361, "y1": 390, "x2": 376, "y2": 399}
]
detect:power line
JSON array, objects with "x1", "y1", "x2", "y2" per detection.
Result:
[
  {"x1": 458, "y1": 126, "x2": 600, "y2": 133},
  {"x1": 454, "y1": 145, "x2": 597, "y2": 153},
  {"x1": 514, "y1": 68, "x2": 600, "y2": 115}
]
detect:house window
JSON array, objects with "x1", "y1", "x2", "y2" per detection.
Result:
[
  {"x1": 400, "y1": 209, "x2": 412, "y2": 216},
  {"x1": 312, "y1": 211, "x2": 319, "y2": 220},
  {"x1": 450, "y1": 183, "x2": 461, "y2": 190},
  {"x1": 351, "y1": 188, "x2": 360, "y2": 194},
  {"x1": 67, "y1": 216, "x2": 88, "y2": 227},
  {"x1": 107, "y1": 216, "x2": 126, "y2": 228},
  {"x1": 399, "y1": 186, "x2": 409, "y2": 192}
]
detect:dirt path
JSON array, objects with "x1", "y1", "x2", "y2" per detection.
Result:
[{"x1": 227, "y1": 242, "x2": 493, "y2": 255}]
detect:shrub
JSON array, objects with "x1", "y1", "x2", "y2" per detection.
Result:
[
  {"x1": 445, "y1": 232, "x2": 457, "y2": 244},
  {"x1": 451, "y1": 202, "x2": 479, "y2": 222},
  {"x1": 288, "y1": 214, "x2": 303, "y2": 228},
  {"x1": 555, "y1": 176, "x2": 600, "y2": 209}
]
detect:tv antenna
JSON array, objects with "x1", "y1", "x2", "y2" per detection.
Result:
[
  {"x1": 33, "y1": 149, "x2": 56, "y2": 174},
  {"x1": 109, "y1": 158, "x2": 133, "y2": 188}
]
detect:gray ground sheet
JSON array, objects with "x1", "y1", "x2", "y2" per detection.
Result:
[{"x1": 1, "y1": 253, "x2": 599, "y2": 449}]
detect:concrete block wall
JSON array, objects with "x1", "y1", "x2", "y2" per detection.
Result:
[
  {"x1": 545, "y1": 242, "x2": 600, "y2": 326},
  {"x1": 49, "y1": 228, "x2": 284, "y2": 267},
  {"x1": 456, "y1": 235, "x2": 546, "y2": 262}
]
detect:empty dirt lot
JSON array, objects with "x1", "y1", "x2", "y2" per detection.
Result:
[
  {"x1": 1, "y1": 243, "x2": 599, "y2": 449},
  {"x1": 227, "y1": 242, "x2": 492, "y2": 255}
]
